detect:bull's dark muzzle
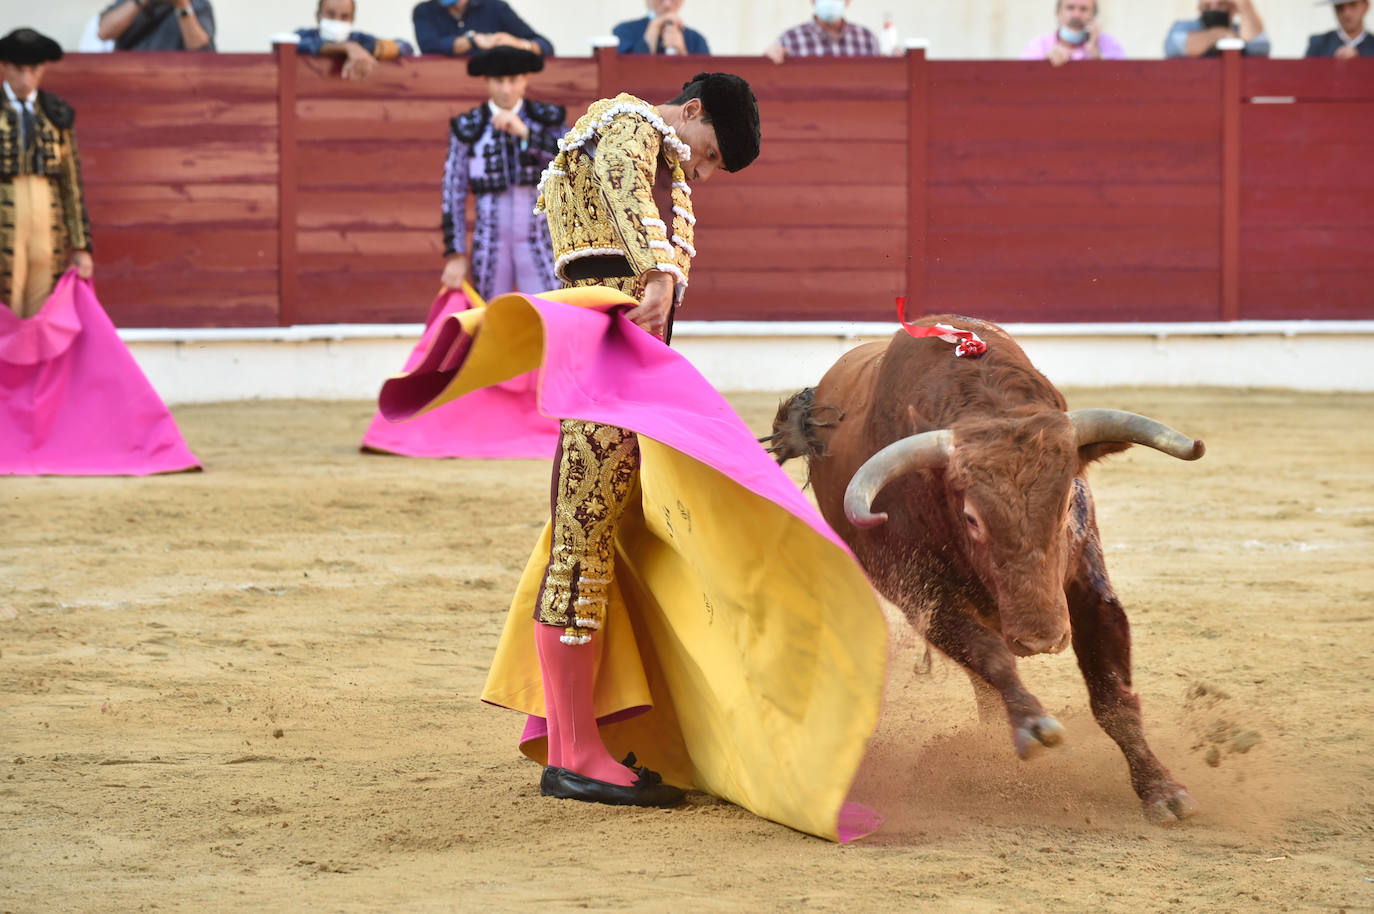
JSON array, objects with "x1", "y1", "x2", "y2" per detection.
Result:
[{"x1": 1007, "y1": 630, "x2": 1072, "y2": 657}]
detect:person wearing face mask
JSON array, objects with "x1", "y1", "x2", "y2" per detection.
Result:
[
  {"x1": 295, "y1": 0, "x2": 414, "y2": 81},
  {"x1": 613, "y1": 0, "x2": 712, "y2": 56},
  {"x1": 439, "y1": 47, "x2": 566, "y2": 301},
  {"x1": 1165, "y1": 0, "x2": 1270, "y2": 58},
  {"x1": 1021, "y1": 0, "x2": 1125, "y2": 65},
  {"x1": 1306, "y1": 0, "x2": 1373, "y2": 58},
  {"x1": 412, "y1": 0, "x2": 552, "y2": 58},
  {"x1": 765, "y1": 0, "x2": 880, "y2": 63}
]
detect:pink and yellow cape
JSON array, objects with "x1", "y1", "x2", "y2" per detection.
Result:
[
  {"x1": 361, "y1": 285, "x2": 560, "y2": 459},
  {"x1": 379, "y1": 287, "x2": 889, "y2": 842}
]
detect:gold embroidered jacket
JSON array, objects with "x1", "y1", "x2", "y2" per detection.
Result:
[
  {"x1": 0, "y1": 91, "x2": 93, "y2": 289},
  {"x1": 535, "y1": 93, "x2": 695, "y2": 299}
]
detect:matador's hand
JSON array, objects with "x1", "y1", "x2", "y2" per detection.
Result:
[
  {"x1": 625, "y1": 271, "x2": 674, "y2": 339},
  {"x1": 72, "y1": 250, "x2": 94, "y2": 280}
]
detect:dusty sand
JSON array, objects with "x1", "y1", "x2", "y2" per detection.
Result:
[{"x1": 2, "y1": 389, "x2": 1372, "y2": 913}]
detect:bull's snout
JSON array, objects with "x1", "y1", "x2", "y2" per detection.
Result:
[{"x1": 1007, "y1": 630, "x2": 1072, "y2": 657}]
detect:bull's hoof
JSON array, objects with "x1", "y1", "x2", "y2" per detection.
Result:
[
  {"x1": 1013, "y1": 715, "x2": 1065, "y2": 760},
  {"x1": 1142, "y1": 787, "x2": 1199, "y2": 825}
]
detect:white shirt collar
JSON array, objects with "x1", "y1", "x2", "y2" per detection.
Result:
[
  {"x1": 3, "y1": 81, "x2": 37, "y2": 108},
  {"x1": 487, "y1": 99, "x2": 524, "y2": 117},
  {"x1": 1341, "y1": 28, "x2": 1368, "y2": 47}
]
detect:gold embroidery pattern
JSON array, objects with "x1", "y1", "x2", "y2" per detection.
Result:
[
  {"x1": 537, "y1": 419, "x2": 640, "y2": 644},
  {"x1": 0, "y1": 107, "x2": 91, "y2": 297},
  {"x1": 537, "y1": 94, "x2": 694, "y2": 289}
]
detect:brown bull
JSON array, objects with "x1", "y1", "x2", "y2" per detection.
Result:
[{"x1": 768, "y1": 314, "x2": 1205, "y2": 823}]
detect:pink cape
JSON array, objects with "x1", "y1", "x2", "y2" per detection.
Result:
[
  {"x1": 381, "y1": 291, "x2": 889, "y2": 843},
  {"x1": 362, "y1": 289, "x2": 560, "y2": 459},
  {"x1": 0, "y1": 272, "x2": 200, "y2": 477}
]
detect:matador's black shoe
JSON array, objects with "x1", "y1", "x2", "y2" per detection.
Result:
[{"x1": 540, "y1": 753, "x2": 685, "y2": 808}]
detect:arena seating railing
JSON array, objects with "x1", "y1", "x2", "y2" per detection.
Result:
[{"x1": 44, "y1": 48, "x2": 1374, "y2": 327}]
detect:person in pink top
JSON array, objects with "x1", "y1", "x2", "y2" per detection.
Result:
[{"x1": 1021, "y1": 0, "x2": 1125, "y2": 65}]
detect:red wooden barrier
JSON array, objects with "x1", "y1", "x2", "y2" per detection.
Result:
[{"x1": 40, "y1": 52, "x2": 1374, "y2": 327}]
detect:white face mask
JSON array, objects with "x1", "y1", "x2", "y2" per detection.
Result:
[
  {"x1": 814, "y1": 0, "x2": 846, "y2": 25},
  {"x1": 318, "y1": 18, "x2": 352, "y2": 43}
]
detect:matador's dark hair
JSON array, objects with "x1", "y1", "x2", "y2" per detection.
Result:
[{"x1": 666, "y1": 72, "x2": 761, "y2": 173}]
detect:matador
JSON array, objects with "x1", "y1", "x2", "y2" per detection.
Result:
[{"x1": 532, "y1": 72, "x2": 761, "y2": 807}]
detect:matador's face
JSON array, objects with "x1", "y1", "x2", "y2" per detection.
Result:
[
  {"x1": 1, "y1": 62, "x2": 45, "y2": 98},
  {"x1": 674, "y1": 99, "x2": 722, "y2": 182}
]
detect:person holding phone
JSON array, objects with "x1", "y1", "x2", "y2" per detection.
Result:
[
  {"x1": 1021, "y1": 0, "x2": 1125, "y2": 65},
  {"x1": 1165, "y1": 0, "x2": 1270, "y2": 58}
]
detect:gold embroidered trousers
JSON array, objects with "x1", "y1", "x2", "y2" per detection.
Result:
[
  {"x1": 3, "y1": 175, "x2": 56, "y2": 318},
  {"x1": 535, "y1": 274, "x2": 647, "y2": 644}
]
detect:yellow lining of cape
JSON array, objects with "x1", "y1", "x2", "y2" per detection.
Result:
[{"x1": 450, "y1": 287, "x2": 889, "y2": 842}]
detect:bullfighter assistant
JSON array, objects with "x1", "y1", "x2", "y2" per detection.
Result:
[
  {"x1": 532, "y1": 72, "x2": 760, "y2": 807},
  {"x1": 440, "y1": 46, "x2": 566, "y2": 300},
  {"x1": 0, "y1": 29, "x2": 93, "y2": 318}
]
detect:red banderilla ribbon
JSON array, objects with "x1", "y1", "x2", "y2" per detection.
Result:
[{"x1": 896, "y1": 297, "x2": 987, "y2": 358}]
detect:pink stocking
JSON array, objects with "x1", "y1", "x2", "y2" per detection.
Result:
[{"x1": 535, "y1": 622, "x2": 635, "y2": 786}]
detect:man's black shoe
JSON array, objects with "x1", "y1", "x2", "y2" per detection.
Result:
[{"x1": 540, "y1": 760, "x2": 685, "y2": 808}]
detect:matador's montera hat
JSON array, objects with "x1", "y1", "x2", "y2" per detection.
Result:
[
  {"x1": 684, "y1": 72, "x2": 761, "y2": 173},
  {"x1": 467, "y1": 47, "x2": 544, "y2": 78},
  {"x1": 0, "y1": 28, "x2": 64, "y2": 66}
]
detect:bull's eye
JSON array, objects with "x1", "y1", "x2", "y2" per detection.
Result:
[{"x1": 964, "y1": 511, "x2": 979, "y2": 529}]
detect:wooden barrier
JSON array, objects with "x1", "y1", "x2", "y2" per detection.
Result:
[{"x1": 40, "y1": 51, "x2": 1374, "y2": 327}]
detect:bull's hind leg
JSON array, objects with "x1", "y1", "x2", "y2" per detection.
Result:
[
  {"x1": 1066, "y1": 552, "x2": 1197, "y2": 824},
  {"x1": 924, "y1": 607, "x2": 1065, "y2": 759}
]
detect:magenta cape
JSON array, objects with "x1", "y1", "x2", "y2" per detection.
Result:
[
  {"x1": 0, "y1": 272, "x2": 200, "y2": 477},
  {"x1": 362, "y1": 288, "x2": 560, "y2": 459},
  {"x1": 381, "y1": 288, "x2": 890, "y2": 843}
]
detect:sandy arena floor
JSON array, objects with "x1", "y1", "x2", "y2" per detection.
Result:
[{"x1": 2, "y1": 388, "x2": 1372, "y2": 913}]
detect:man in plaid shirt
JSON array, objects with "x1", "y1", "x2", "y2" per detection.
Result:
[{"x1": 764, "y1": 0, "x2": 880, "y2": 62}]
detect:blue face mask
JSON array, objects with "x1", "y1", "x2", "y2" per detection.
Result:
[
  {"x1": 1058, "y1": 25, "x2": 1087, "y2": 44},
  {"x1": 814, "y1": 0, "x2": 845, "y2": 25},
  {"x1": 439, "y1": 0, "x2": 462, "y2": 7}
]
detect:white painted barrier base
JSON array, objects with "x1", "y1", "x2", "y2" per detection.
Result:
[{"x1": 119, "y1": 320, "x2": 1374, "y2": 405}]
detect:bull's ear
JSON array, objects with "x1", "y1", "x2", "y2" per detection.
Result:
[{"x1": 1078, "y1": 441, "x2": 1133, "y2": 466}]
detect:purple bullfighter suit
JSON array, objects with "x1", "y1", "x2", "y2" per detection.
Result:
[{"x1": 442, "y1": 99, "x2": 567, "y2": 300}]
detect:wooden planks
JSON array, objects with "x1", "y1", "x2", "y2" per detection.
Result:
[
  {"x1": 44, "y1": 53, "x2": 280, "y2": 327},
  {"x1": 1242, "y1": 58, "x2": 1374, "y2": 101},
  {"x1": 926, "y1": 58, "x2": 1223, "y2": 323},
  {"x1": 30, "y1": 54, "x2": 1374, "y2": 327},
  {"x1": 1238, "y1": 72, "x2": 1374, "y2": 319}
]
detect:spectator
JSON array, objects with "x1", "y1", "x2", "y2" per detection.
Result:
[
  {"x1": 412, "y1": 0, "x2": 552, "y2": 58},
  {"x1": 765, "y1": 0, "x2": 880, "y2": 63},
  {"x1": 296, "y1": 0, "x2": 414, "y2": 80},
  {"x1": 440, "y1": 47, "x2": 566, "y2": 300},
  {"x1": 613, "y1": 0, "x2": 711, "y2": 56},
  {"x1": 1021, "y1": 0, "x2": 1126, "y2": 65},
  {"x1": 98, "y1": 0, "x2": 215, "y2": 51},
  {"x1": 0, "y1": 29, "x2": 93, "y2": 318},
  {"x1": 1306, "y1": 1, "x2": 1372, "y2": 58},
  {"x1": 1164, "y1": 0, "x2": 1269, "y2": 58}
]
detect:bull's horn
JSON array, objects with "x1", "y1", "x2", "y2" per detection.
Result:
[
  {"x1": 1068, "y1": 408, "x2": 1205, "y2": 460},
  {"x1": 844, "y1": 429, "x2": 954, "y2": 528}
]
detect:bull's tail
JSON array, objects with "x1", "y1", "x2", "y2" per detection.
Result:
[{"x1": 758, "y1": 387, "x2": 844, "y2": 466}]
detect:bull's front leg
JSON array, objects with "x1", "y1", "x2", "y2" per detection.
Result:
[
  {"x1": 1066, "y1": 536, "x2": 1197, "y2": 824},
  {"x1": 923, "y1": 604, "x2": 1066, "y2": 760}
]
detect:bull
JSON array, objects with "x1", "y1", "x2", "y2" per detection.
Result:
[{"x1": 767, "y1": 314, "x2": 1204, "y2": 823}]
